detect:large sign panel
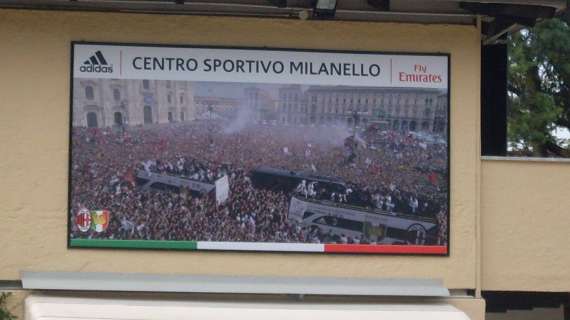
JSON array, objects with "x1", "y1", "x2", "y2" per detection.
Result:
[{"x1": 69, "y1": 42, "x2": 450, "y2": 255}]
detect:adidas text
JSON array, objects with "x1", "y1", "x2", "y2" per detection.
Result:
[{"x1": 80, "y1": 64, "x2": 113, "y2": 73}]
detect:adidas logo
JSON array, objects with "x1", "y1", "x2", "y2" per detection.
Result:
[{"x1": 80, "y1": 50, "x2": 113, "y2": 73}]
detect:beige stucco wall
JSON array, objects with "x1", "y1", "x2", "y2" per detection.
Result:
[
  {"x1": 481, "y1": 159, "x2": 570, "y2": 291},
  {"x1": 0, "y1": 9, "x2": 480, "y2": 289}
]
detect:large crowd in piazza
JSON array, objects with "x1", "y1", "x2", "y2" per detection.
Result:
[{"x1": 70, "y1": 114, "x2": 448, "y2": 245}]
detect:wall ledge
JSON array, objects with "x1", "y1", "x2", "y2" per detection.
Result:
[
  {"x1": 21, "y1": 272, "x2": 449, "y2": 297},
  {"x1": 481, "y1": 155, "x2": 570, "y2": 163}
]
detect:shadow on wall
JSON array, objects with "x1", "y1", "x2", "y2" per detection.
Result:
[{"x1": 486, "y1": 307, "x2": 564, "y2": 320}]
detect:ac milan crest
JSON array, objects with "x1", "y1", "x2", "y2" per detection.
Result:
[{"x1": 75, "y1": 208, "x2": 92, "y2": 233}]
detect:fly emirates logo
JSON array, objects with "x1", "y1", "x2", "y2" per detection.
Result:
[{"x1": 399, "y1": 64, "x2": 443, "y2": 84}]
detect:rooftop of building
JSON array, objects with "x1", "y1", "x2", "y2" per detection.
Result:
[{"x1": 0, "y1": 0, "x2": 567, "y2": 45}]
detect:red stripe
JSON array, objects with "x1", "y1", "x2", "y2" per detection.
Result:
[{"x1": 324, "y1": 244, "x2": 447, "y2": 255}]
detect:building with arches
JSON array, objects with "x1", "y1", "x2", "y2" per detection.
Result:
[
  {"x1": 72, "y1": 78, "x2": 196, "y2": 128},
  {"x1": 277, "y1": 85, "x2": 447, "y2": 134}
]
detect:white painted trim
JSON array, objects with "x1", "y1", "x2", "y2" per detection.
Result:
[{"x1": 25, "y1": 295, "x2": 471, "y2": 320}]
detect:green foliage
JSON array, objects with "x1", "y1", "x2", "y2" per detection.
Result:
[
  {"x1": 0, "y1": 293, "x2": 17, "y2": 320},
  {"x1": 507, "y1": 17, "x2": 570, "y2": 156}
]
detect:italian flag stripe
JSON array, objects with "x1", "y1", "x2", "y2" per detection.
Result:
[
  {"x1": 197, "y1": 241, "x2": 324, "y2": 252},
  {"x1": 324, "y1": 244, "x2": 448, "y2": 254},
  {"x1": 71, "y1": 239, "x2": 197, "y2": 250},
  {"x1": 71, "y1": 239, "x2": 446, "y2": 254}
]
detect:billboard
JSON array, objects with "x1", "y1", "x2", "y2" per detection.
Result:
[{"x1": 69, "y1": 42, "x2": 450, "y2": 255}]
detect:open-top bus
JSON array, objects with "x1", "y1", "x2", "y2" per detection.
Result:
[{"x1": 288, "y1": 196, "x2": 439, "y2": 245}]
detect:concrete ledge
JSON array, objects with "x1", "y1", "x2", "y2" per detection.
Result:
[
  {"x1": 21, "y1": 272, "x2": 449, "y2": 297},
  {"x1": 481, "y1": 156, "x2": 570, "y2": 163}
]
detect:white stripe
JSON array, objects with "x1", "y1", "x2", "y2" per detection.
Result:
[{"x1": 197, "y1": 242, "x2": 324, "y2": 252}]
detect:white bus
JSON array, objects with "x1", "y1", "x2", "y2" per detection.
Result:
[{"x1": 288, "y1": 196, "x2": 438, "y2": 245}]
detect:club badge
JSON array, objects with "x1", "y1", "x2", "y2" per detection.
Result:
[
  {"x1": 75, "y1": 208, "x2": 92, "y2": 233},
  {"x1": 91, "y1": 210, "x2": 110, "y2": 233}
]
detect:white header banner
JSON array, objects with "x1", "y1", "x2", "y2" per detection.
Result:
[{"x1": 73, "y1": 43, "x2": 448, "y2": 89}]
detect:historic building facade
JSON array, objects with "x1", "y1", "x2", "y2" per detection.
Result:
[
  {"x1": 276, "y1": 86, "x2": 448, "y2": 135},
  {"x1": 194, "y1": 95, "x2": 241, "y2": 119},
  {"x1": 245, "y1": 87, "x2": 278, "y2": 122},
  {"x1": 72, "y1": 79, "x2": 196, "y2": 128}
]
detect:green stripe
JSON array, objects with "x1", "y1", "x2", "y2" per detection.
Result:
[{"x1": 71, "y1": 239, "x2": 197, "y2": 250}]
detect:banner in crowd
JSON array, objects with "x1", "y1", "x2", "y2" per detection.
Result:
[
  {"x1": 215, "y1": 175, "x2": 230, "y2": 205},
  {"x1": 69, "y1": 42, "x2": 450, "y2": 255}
]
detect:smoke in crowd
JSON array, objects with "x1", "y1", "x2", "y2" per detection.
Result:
[{"x1": 70, "y1": 79, "x2": 449, "y2": 247}]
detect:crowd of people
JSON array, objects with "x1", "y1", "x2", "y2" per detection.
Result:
[
  {"x1": 70, "y1": 119, "x2": 449, "y2": 245},
  {"x1": 291, "y1": 128, "x2": 447, "y2": 218}
]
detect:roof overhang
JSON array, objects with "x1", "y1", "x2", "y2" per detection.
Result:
[{"x1": 0, "y1": 0, "x2": 567, "y2": 44}]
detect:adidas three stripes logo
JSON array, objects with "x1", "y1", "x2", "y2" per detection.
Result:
[{"x1": 79, "y1": 51, "x2": 114, "y2": 73}]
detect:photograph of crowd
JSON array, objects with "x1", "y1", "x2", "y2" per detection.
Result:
[{"x1": 69, "y1": 77, "x2": 449, "y2": 251}]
